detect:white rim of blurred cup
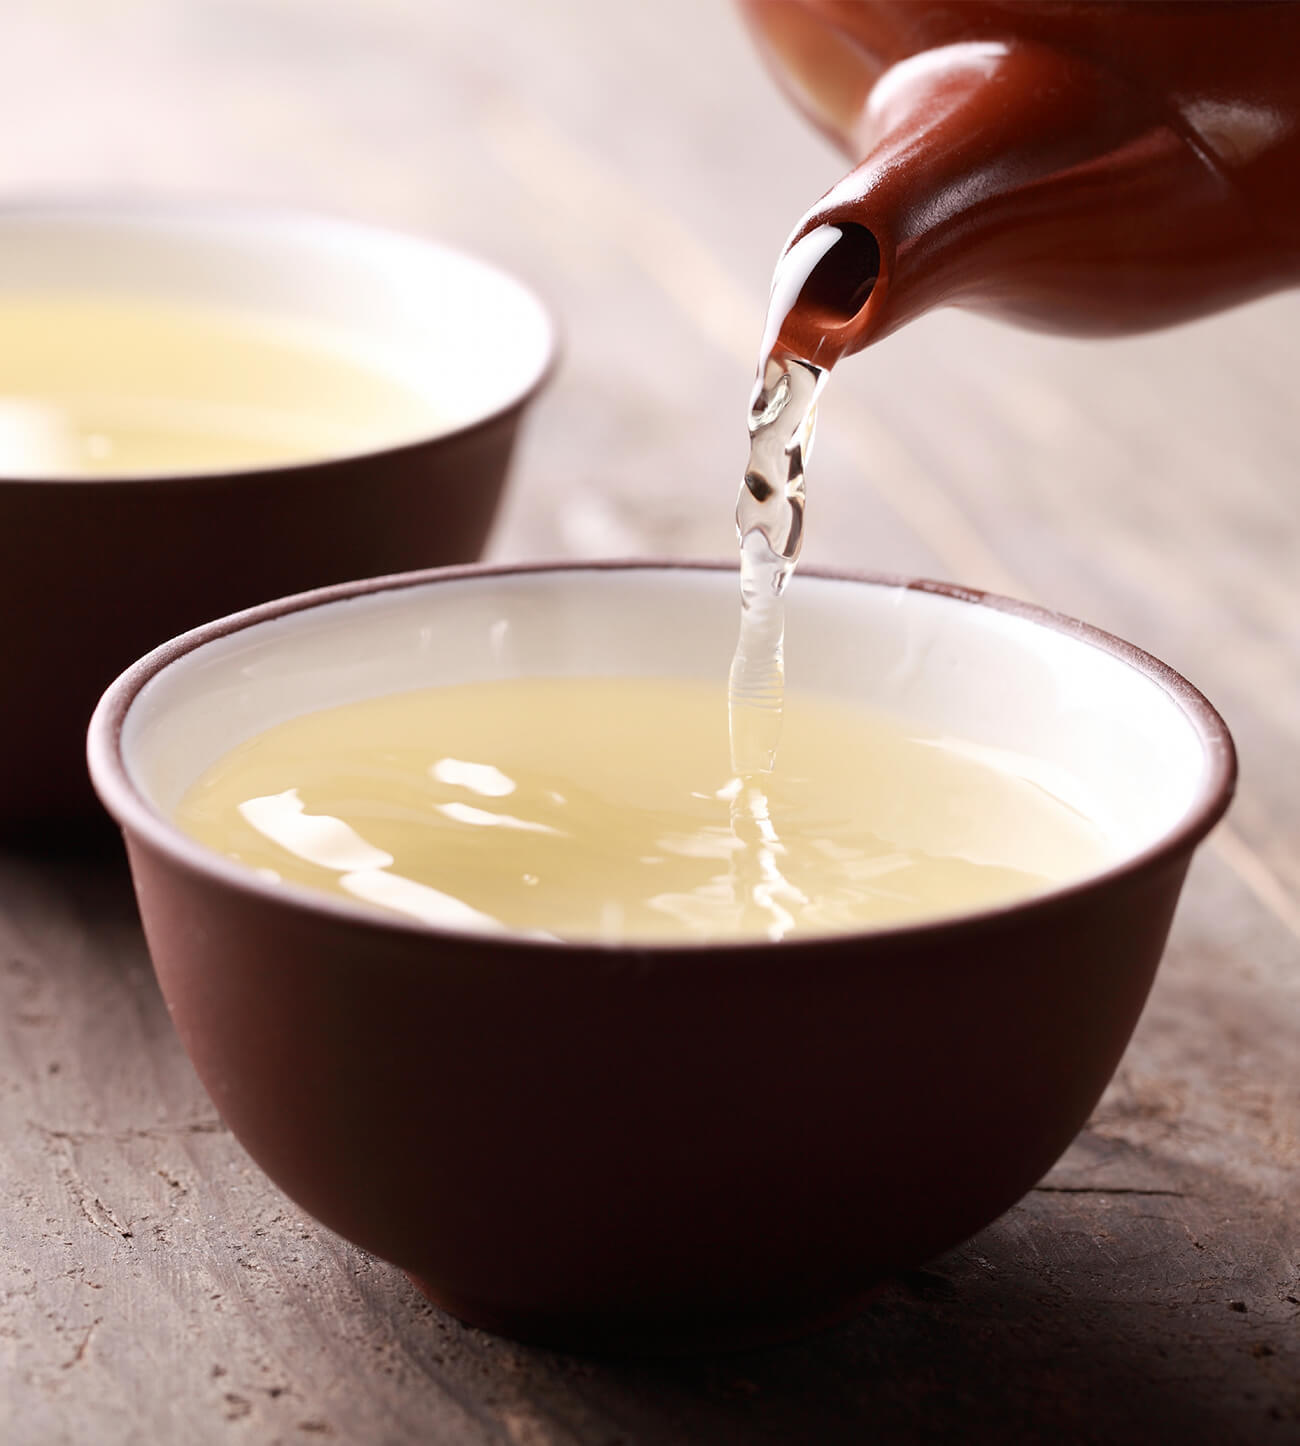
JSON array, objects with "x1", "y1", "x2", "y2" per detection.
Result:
[{"x1": 0, "y1": 196, "x2": 558, "y2": 483}]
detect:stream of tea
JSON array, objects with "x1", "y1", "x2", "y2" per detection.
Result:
[
  {"x1": 727, "y1": 352, "x2": 824, "y2": 775},
  {"x1": 725, "y1": 227, "x2": 843, "y2": 936},
  {"x1": 727, "y1": 223, "x2": 850, "y2": 775}
]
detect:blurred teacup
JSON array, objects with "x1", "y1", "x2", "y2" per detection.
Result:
[{"x1": 0, "y1": 199, "x2": 555, "y2": 827}]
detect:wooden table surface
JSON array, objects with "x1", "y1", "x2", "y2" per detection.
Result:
[{"x1": 1, "y1": 2, "x2": 1297, "y2": 1442}]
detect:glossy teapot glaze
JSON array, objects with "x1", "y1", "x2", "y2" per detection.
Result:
[{"x1": 739, "y1": 1, "x2": 1300, "y2": 364}]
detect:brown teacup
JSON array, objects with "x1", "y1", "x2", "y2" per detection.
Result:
[
  {"x1": 87, "y1": 562, "x2": 1234, "y2": 1352},
  {"x1": 0, "y1": 201, "x2": 555, "y2": 826}
]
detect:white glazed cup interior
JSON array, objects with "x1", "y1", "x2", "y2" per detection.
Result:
[
  {"x1": 0, "y1": 200, "x2": 554, "y2": 476},
  {"x1": 91, "y1": 564, "x2": 1235, "y2": 942}
]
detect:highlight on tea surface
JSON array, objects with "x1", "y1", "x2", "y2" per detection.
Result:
[
  {"x1": 175, "y1": 674, "x2": 1114, "y2": 945},
  {"x1": 0, "y1": 293, "x2": 443, "y2": 477}
]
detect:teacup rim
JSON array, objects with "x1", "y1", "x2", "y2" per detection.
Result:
[
  {"x1": 0, "y1": 193, "x2": 559, "y2": 487},
  {"x1": 86, "y1": 559, "x2": 1238, "y2": 957}
]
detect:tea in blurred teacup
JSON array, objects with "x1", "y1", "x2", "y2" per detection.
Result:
[{"x1": 0, "y1": 293, "x2": 448, "y2": 477}]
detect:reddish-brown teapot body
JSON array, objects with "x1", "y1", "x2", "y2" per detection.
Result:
[{"x1": 740, "y1": 1, "x2": 1300, "y2": 363}]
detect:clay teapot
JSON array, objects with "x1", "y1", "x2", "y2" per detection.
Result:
[{"x1": 739, "y1": 1, "x2": 1300, "y2": 365}]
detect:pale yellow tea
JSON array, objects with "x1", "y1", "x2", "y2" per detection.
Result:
[
  {"x1": 0, "y1": 294, "x2": 441, "y2": 476},
  {"x1": 176, "y1": 676, "x2": 1113, "y2": 944}
]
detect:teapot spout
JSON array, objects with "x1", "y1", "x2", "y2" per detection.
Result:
[{"x1": 773, "y1": 37, "x2": 1263, "y2": 366}]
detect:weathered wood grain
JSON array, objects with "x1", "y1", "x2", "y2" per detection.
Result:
[{"x1": 0, "y1": 1, "x2": 1296, "y2": 1442}]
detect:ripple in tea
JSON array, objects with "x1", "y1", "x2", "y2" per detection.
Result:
[{"x1": 175, "y1": 676, "x2": 1112, "y2": 945}]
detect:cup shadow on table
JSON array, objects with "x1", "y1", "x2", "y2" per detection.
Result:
[
  {"x1": 362, "y1": 1147, "x2": 1289, "y2": 1446},
  {"x1": 2, "y1": 818, "x2": 141, "y2": 923}
]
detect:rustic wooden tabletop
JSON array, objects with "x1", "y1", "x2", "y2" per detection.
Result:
[{"x1": 1, "y1": 2, "x2": 1297, "y2": 1442}]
